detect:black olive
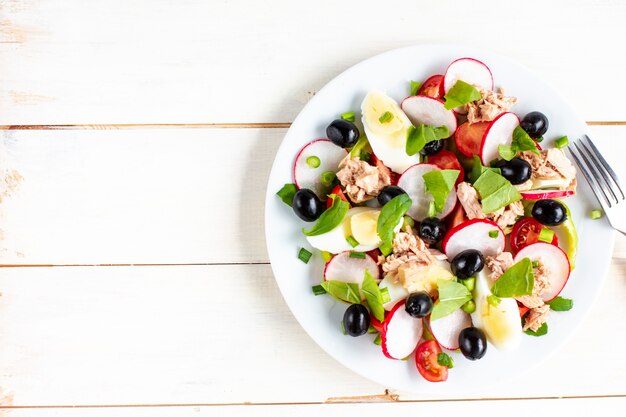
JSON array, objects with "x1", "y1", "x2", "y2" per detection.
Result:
[
  {"x1": 494, "y1": 158, "x2": 532, "y2": 185},
  {"x1": 418, "y1": 217, "x2": 446, "y2": 244},
  {"x1": 326, "y1": 119, "x2": 360, "y2": 148},
  {"x1": 458, "y1": 327, "x2": 487, "y2": 360},
  {"x1": 520, "y1": 111, "x2": 549, "y2": 139},
  {"x1": 343, "y1": 304, "x2": 370, "y2": 337},
  {"x1": 531, "y1": 199, "x2": 567, "y2": 226},
  {"x1": 405, "y1": 292, "x2": 433, "y2": 318},
  {"x1": 292, "y1": 189, "x2": 324, "y2": 222},
  {"x1": 451, "y1": 249, "x2": 484, "y2": 279},
  {"x1": 377, "y1": 185, "x2": 407, "y2": 206},
  {"x1": 420, "y1": 139, "x2": 444, "y2": 156}
]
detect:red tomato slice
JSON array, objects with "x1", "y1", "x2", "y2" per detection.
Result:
[
  {"x1": 417, "y1": 74, "x2": 444, "y2": 99},
  {"x1": 446, "y1": 202, "x2": 468, "y2": 230},
  {"x1": 518, "y1": 303, "x2": 530, "y2": 318},
  {"x1": 415, "y1": 340, "x2": 448, "y2": 382},
  {"x1": 326, "y1": 185, "x2": 349, "y2": 208},
  {"x1": 370, "y1": 314, "x2": 384, "y2": 333},
  {"x1": 454, "y1": 121, "x2": 489, "y2": 158},
  {"x1": 427, "y1": 150, "x2": 465, "y2": 184},
  {"x1": 509, "y1": 217, "x2": 559, "y2": 254}
]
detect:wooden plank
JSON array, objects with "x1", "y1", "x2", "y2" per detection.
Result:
[
  {"x1": 0, "y1": 125, "x2": 624, "y2": 265},
  {"x1": 1, "y1": 0, "x2": 625, "y2": 125},
  {"x1": 0, "y1": 261, "x2": 625, "y2": 406}
]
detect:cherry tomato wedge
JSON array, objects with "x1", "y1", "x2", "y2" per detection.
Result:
[
  {"x1": 417, "y1": 74, "x2": 444, "y2": 99},
  {"x1": 326, "y1": 185, "x2": 349, "y2": 208},
  {"x1": 446, "y1": 202, "x2": 468, "y2": 230},
  {"x1": 369, "y1": 153, "x2": 400, "y2": 184},
  {"x1": 509, "y1": 217, "x2": 559, "y2": 254},
  {"x1": 370, "y1": 314, "x2": 384, "y2": 333},
  {"x1": 518, "y1": 304, "x2": 530, "y2": 318},
  {"x1": 454, "y1": 121, "x2": 489, "y2": 158},
  {"x1": 415, "y1": 340, "x2": 448, "y2": 382},
  {"x1": 427, "y1": 150, "x2": 465, "y2": 184}
]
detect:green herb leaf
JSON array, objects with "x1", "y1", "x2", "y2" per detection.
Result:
[
  {"x1": 426, "y1": 200, "x2": 436, "y2": 218},
  {"x1": 298, "y1": 247, "x2": 312, "y2": 264},
  {"x1": 546, "y1": 296, "x2": 573, "y2": 311},
  {"x1": 468, "y1": 155, "x2": 501, "y2": 183},
  {"x1": 423, "y1": 169, "x2": 460, "y2": 213},
  {"x1": 487, "y1": 294, "x2": 501, "y2": 307},
  {"x1": 377, "y1": 194, "x2": 412, "y2": 256},
  {"x1": 312, "y1": 284, "x2": 327, "y2": 295},
  {"x1": 406, "y1": 125, "x2": 449, "y2": 156},
  {"x1": 498, "y1": 144, "x2": 517, "y2": 161},
  {"x1": 512, "y1": 126, "x2": 540, "y2": 155},
  {"x1": 410, "y1": 80, "x2": 423, "y2": 96},
  {"x1": 431, "y1": 279, "x2": 472, "y2": 320},
  {"x1": 379, "y1": 111, "x2": 394, "y2": 123},
  {"x1": 303, "y1": 195, "x2": 349, "y2": 236},
  {"x1": 349, "y1": 135, "x2": 373, "y2": 161},
  {"x1": 437, "y1": 352, "x2": 455, "y2": 368},
  {"x1": 443, "y1": 80, "x2": 482, "y2": 110},
  {"x1": 276, "y1": 183, "x2": 298, "y2": 206},
  {"x1": 524, "y1": 322, "x2": 548, "y2": 336},
  {"x1": 473, "y1": 169, "x2": 522, "y2": 214},
  {"x1": 491, "y1": 258, "x2": 534, "y2": 298},
  {"x1": 320, "y1": 280, "x2": 361, "y2": 304},
  {"x1": 341, "y1": 111, "x2": 356, "y2": 122},
  {"x1": 362, "y1": 269, "x2": 385, "y2": 322}
]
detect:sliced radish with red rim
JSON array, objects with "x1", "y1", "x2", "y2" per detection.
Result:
[
  {"x1": 379, "y1": 275, "x2": 409, "y2": 311},
  {"x1": 479, "y1": 112, "x2": 520, "y2": 165},
  {"x1": 442, "y1": 219, "x2": 505, "y2": 260},
  {"x1": 443, "y1": 58, "x2": 494, "y2": 114},
  {"x1": 381, "y1": 300, "x2": 423, "y2": 360},
  {"x1": 324, "y1": 251, "x2": 380, "y2": 299},
  {"x1": 293, "y1": 139, "x2": 347, "y2": 197},
  {"x1": 400, "y1": 96, "x2": 457, "y2": 136},
  {"x1": 397, "y1": 163, "x2": 457, "y2": 221},
  {"x1": 514, "y1": 242, "x2": 570, "y2": 302},
  {"x1": 521, "y1": 189, "x2": 575, "y2": 200},
  {"x1": 429, "y1": 308, "x2": 472, "y2": 350}
]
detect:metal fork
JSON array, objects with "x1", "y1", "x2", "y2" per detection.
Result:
[{"x1": 569, "y1": 134, "x2": 626, "y2": 235}]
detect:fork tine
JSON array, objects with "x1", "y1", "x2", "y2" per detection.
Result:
[
  {"x1": 583, "y1": 134, "x2": 625, "y2": 200},
  {"x1": 578, "y1": 138, "x2": 619, "y2": 204},
  {"x1": 570, "y1": 143, "x2": 611, "y2": 209}
]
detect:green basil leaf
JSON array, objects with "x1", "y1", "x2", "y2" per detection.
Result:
[
  {"x1": 423, "y1": 169, "x2": 460, "y2": 213},
  {"x1": 410, "y1": 80, "x2": 423, "y2": 96},
  {"x1": 377, "y1": 194, "x2": 412, "y2": 256},
  {"x1": 361, "y1": 269, "x2": 385, "y2": 322},
  {"x1": 432, "y1": 125, "x2": 450, "y2": 140},
  {"x1": 443, "y1": 80, "x2": 482, "y2": 110},
  {"x1": 512, "y1": 126, "x2": 540, "y2": 155},
  {"x1": 473, "y1": 169, "x2": 522, "y2": 214},
  {"x1": 546, "y1": 296, "x2": 573, "y2": 311},
  {"x1": 406, "y1": 125, "x2": 432, "y2": 156},
  {"x1": 498, "y1": 144, "x2": 516, "y2": 161},
  {"x1": 469, "y1": 155, "x2": 501, "y2": 183},
  {"x1": 320, "y1": 280, "x2": 361, "y2": 304},
  {"x1": 276, "y1": 183, "x2": 298, "y2": 206},
  {"x1": 437, "y1": 352, "x2": 454, "y2": 368},
  {"x1": 524, "y1": 322, "x2": 548, "y2": 336},
  {"x1": 491, "y1": 258, "x2": 534, "y2": 298},
  {"x1": 431, "y1": 279, "x2": 472, "y2": 320},
  {"x1": 303, "y1": 195, "x2": 349, "y2": 236}
]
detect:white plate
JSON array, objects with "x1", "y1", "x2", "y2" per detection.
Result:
[{"x1": 264, "y1": 44, "x2": 614, "y2": 393}]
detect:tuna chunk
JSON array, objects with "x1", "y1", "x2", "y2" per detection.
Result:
[
  {"x1": 456, "y1": 182, "x2": 522, "y2": 230},
  {"x1": 485, "y1": 252, "x2": 514, "y2": 281},
  {"x1": 519, "y1": 148, "x2": 577, "y2": 191},
  {"x1": 336, "y1": 157, "x2": 392, "y2": 203},
  {"x1": 523, "y1": 304, "x2": 550, "y2": 332},
  {"x1": 379, "y1": 227, "x2": 433, "y2": 274},
  {"x1": 466, "y1": 88, "x2": 518, "y2": 123}
]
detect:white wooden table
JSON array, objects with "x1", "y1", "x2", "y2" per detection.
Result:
[{"x1": 1, "y1": 1, "x2": 625, "y2": 416}]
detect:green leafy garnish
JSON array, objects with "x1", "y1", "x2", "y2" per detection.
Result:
[
  {"x1": 491, "y1": 258, "x2": 534, "y2": 298},
  {"x1": 423, "y1": 169, "x2": 460, "y2": 213},
  {"x1": 487, "y1": 294, "x2": 501, "y2": 307},
  {"x1": 498, "y1": 126, "x2": 540, "y2": 161},
  {"x1": 443, "y1": 80, "x2": 482, "y2": 110},
  {"x1": 431, "y1": 279, "x2": 472, "y2": 320},
  {"x1": 406, "y1": 125, "x2": 449, "y2": 156},
  {"x1": 341, "y1": 111, "x2": 356, "y2": 122},
  {"x1": 379, "y1": 111, "x2": 394, "y2": 123},
  {"x1": 437, "y1": 352, "x2": 455, "y2": 369},
  {"x1": 410, "y1": 80, "x2": 423, "y2": 96},
  {"x1": 546, "y1": 296, "x2": 573, "y2": 311},
  {"x1": 498, "y1": 144, "x2": 517, "y2": 161},
  {"x1": 524, "y1": 322, "x2": 548, "y2": 336},
  {"x1": 312, "y1": 284, "x2": 326, "y2": 295},
  {"x1": 303, "y1": 195, "x2": 349, "y2": 236},
  {"x1": 377, "y1": 194, "x2": 412, "y2": 256},
  {"x1": 276, "y1": 183, "x2": 298, "y2": 206},
  {"x1": 320, "y1": 280, "x2": 361, "y2": 304},
  {"x1": 349, "y1": 135, "x2": 372, "y2": 161},
  {"x1": 298, "y1": 247, "x2": 312, "y2": 264},
  {"x1": 473, "y1": 169, "x2": 522, "y2": 214},
  {"x1": 361, "y1": 269, "x2": 385, "y2": 322},
  {"x1": 402, "y1": 215, "x2": 415, "y2": 232},
  {"x1": 468, "y1": 155, "x2": 501, "y2": 183}
]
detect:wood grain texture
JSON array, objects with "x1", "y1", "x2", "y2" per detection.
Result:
[{"x1": 0, "y1": 0, "x2": 625, "y2": 125}]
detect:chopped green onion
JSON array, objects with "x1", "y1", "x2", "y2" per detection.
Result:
[
  {"x1": 555, "y1": 135, "x2": 569, "y2": 149},
  {"x1": 538, "y1": 228, "x2": 555, "y2": 243},
  {"x1": 532, "y1": 261, "x2": 539, "y2": 268},
  {"x1": 346, "y1": 235, "x2": 359, "y2": 248},
  {"x1": 488, "y1": 230, "x2": 499, "y2": 239},
  {"x1": 378, "y1": 111, "x2": 394, "y2": 124},
  {"x1": 461, "y1": 300, "x2": 476, "y2": 314},
  {"x1": 373, "y1": 333, "x2": 382, "y2": 345},
  {"x1": 427, "y1": 200, "x2": 436, "y2": 218},
  {"x1": 402, "y1": 215, "x2": 415, "y2": 232},
  {"x1": 367, "y1": 324, "x2": 378, "y2": 334},
  {"x1": 341, "y1": 111, "x2": 355, "y2": 122},
  {"x1": 461, "y1": 277, "x2": 475, "y2": 292},
  {"x1": 306, "y1": 155, "x2": 320, "y2": 168},
  {"x1": 321, "y1": 251, "x2": 333, "y2": 262},
  {"x1": 410, "y1": 80, "x2": 423, "y2": 96},
  {"x1": 380, "y1": 287, "x2": 390, "y2": 304},
  {"x1": 535, "y1": 136, "x2": 544, "y2": 143},
  {"x1": 487, "y1": 295, "x2": 501, "y2": 307},
  {"x1": 312, "y1": 284, "x2": 327, "y2": 295},
  {"x1": 340, "y1": 320, "x2": 347, "y2": 335},
  {"x1": 590, "y1": 209, "x2": 603, "y2": 220},
  {"x1": 349, "y1": 251, "x2": 366, "y2": 259},
  {"x1": 321, "y1": 171, "x2": 336, "y2": 187},
  {"x1": 437, "y1": 352, "x2": 455, "y2": 369},
  {"x1": 298, "y1": 248, "x2": 312, "y2": 264}
]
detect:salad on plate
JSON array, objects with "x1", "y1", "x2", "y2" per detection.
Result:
[{"x1": 276, "y1": 57, "x2": 579, "y2": 383}]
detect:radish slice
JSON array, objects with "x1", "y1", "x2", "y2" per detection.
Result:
[
  {"x1": 293, "y1": 139, "x2": 347, "y2": 197},
  {"x1": 521, "y1": 189, "x2": 575, "y2": 200},
  {"x1": 429, "y1": 308, "x2": 472, "y2": 350},
  {"x1": 480, "y1": 112, "x2": 520, "y2": 164},
  {"x1": 400, "y1": 96, "x2": 457, "y2": 135},
  {"x1": 324, "y1": 251, "x2": 380, "y2": 296},
  {"x1": 443, "y1": 58, "x2": 494, "y2": 114},
  {"x1": 379, "y1": 275, "x2": 409, "y2": 311},
  {"x1": 382, "y1": 300, "x2": 423, "y2": 360},
  {"x1": 442, "y1": 219, "x2": 505, "y2": 260},
  {"x1": 397, "y1": 163, "x2": 457, "y2": 221},
  {"x1": 514, "y1": 242, "x2": 571, "y2": 302}
]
